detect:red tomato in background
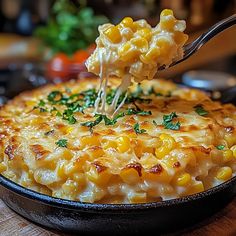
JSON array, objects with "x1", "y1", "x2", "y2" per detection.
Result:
[
  {"x1": 47, "y1": 53, "x2": 71, "y2": 79},
  {"x1": 72, "y1": 50, "x2": 90, "y2": 64},
  {"x1": 87, "y1": 43, "x2": 96, "y2": 54}
]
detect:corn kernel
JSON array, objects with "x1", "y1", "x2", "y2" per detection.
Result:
[
  {"x1": 120, "y1": 17, "x2": 136, "y2": 31},
  {"x1": 104, "y1": 25, "x2": 122, "y2": 44},
  {"x1": 189, "y1": 182, "x2": 204, "y2": 195},
  {"x1": 131, "y1": 37, "x2": 148, "y2": 53},
  {"x1": 118, "y1": 42, "x2": 139, "y2": 62},
  {"x1": 222, "y1": 149, "x2": 234, "y2": 163},
  {"x1": 156, "y1": 38, "x2": 171, "y2": 54},
  {"x1": 175, "y1": 173, "x2": 191, "y2": 186},
  {"x1": 225, "y1": 134, "x2": 236, "y2": 147},
  {"x1": 86, "y1": 167, "x2": 111, "y2": 186},
  {"x1": 160, "y1": 18, "x2": 175, "y2": 30},
  {"x1": 128, "y1": 192, "x2": 147, "y2": 203},
  {"x1": 88, "y1": 146, "x2": 104, "y2": 159},
  {"x1": 155, "y1": 134, "x2": 176, "y2": 159},
  {"x1": 216, "y1": 167, "x2": 232, "y2": 181},
  {"x1": 102, "y1": 139, "x2": 117, "y2": 150},
  {"x1": 120, "y1": 168, "x2": 140, "y2": 184},
  {"x1": 57, "y1": 162, "x2": 67, "y2": 179},
  {"x1": 0, "y1": 162, "x2": 7, "y2": 173},
  {"x1": 62, "y1": 180, "x2": 78, "y2": 195},
  {"x1": 230, "y1": 145, "x2": 236, "y2": 158},
  {"x1": 25, "y1": 100, "x2": 36, "y2": 107},
  {"x1": 73, "y1": 173, "x2": 86, "y2": 187},
  {"x1": 136, "y1": 28, "x2": 152, "y2": 41},
  {"x1": 116, "y1": 136, "x2": 131, "y2": 153},
  {"x1": 140, "y1": 47, "x2": 160, "y2": 64},
  {"x1": 160, "y1": 9, "x2": 174, "y2": 17},
  {"x1": 80, "y1": 135, "x2": 100, "y2": 148},
  {"x1": 174, "y1": 32, "x2": 188, "y2": 45}
]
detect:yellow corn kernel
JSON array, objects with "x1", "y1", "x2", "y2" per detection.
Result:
[
  {"x1": 120, "y1": 168, "x2": 140, "y2": 184},
  {"x1": 174, "y1": 32, "x2": 188, "y2": 45},
  {"x1": 62, "y1": 180, "x2": 78, "y2": 195},
  {"x1": 160, "y1": 9, "x2": 174, "y2": 17},
  {"x1": 144, "y1": 163, "x2": 172, "y2": 183},
  {"x1": 25, "y1": 100, "x2": 36, "y2": 107},
  {"x1": 222, "y1": 149, "x2": 234, "y2": 163},
  {"x1": 175, "y1": 173, "x2": 191, "y2": 186},
  {"x1": 88, "y1": 146, "x2": 104, "y2": 159},
  {"x1": 189, "y1": 182, "x2": 204, "y2": 195},
  {"x1": 155, "y1": 134, "x2": 176, "y2": 159},
  {"x1": 130, "y1": 37, "x2": 148, "y2": 53},
  {"x1": 61, "y1": 126, "x2": 73, "y2": 134},
  {"x1": 216, "y1": 167, "x2": 232, "y2": 181},
  {"x1": 0, "y1": 162, "x2": 7, "y2": 173},
  {"x1": 104, "y1": 26, "x2": 122, "y2": 43},
  {"x1": 156, "y1": 38, "x2": 171, "y2": 53},
  {"x1": 86, "y1": 167, "x2": 111, "y2": 186},
  {"x1": 225, "y1": 134, "x2": 236, "y2": 147},
  {"x1": 128, "y1": 192, "x2": 147, "y2": 203},
  {"x1": 102, "y1": 139, "x2": 117, "y2": 150},
  {"x1": 80, "y1": 135, "x2": 100, "y2": 148},
  {"x1": 160, "y1": 17, "x2": 175, "y2": 30},
  {"x1": 120, "y1": 17, "x2": 136, "y2": 31},
  {"x1": 116, "y1": 136, "x2": 131, "y2": 153},
  {"x1": 73, "y1": 173, "x2": 86, "y2": 187},
  {"x1": 57, "y1": 162, "x2": 67, "y2": 179},
  {"x1": 140, "y1": 47, "x2": 160, "y2": 64},
  {"x1": 136, "y1": 28, "x2": 152, "y2": 41},
  {"x1": 118, "y1": 42, "x2": 139, "y2": 62},
  {"x1": 230, "y1": 145, "x2": 236, "y2": 158}
]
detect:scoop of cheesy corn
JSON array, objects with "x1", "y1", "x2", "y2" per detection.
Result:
[
  {"x1": 0, "y1": 78, "x2": 236, "y2": 204},
  {"x1": 86, "y1": 9, "x2": 188, "y2": 82}
]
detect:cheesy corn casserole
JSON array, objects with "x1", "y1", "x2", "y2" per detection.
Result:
[
  {"x1": 0, "y1": 78, "x2": 236, "y2": 203},
  {"x1": 86, "y1": 9, "x2": 188, "y2": 115}
]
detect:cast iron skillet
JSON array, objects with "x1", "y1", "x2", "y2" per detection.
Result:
[{"x1": 0, "y1": 174, "x2": 236, "y2": 235}]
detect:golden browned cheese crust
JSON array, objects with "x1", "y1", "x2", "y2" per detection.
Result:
[{"x1": 0, "y1": 78, "x2": 236, "y2": 203}]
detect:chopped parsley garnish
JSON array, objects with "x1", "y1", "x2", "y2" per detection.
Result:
[
  {"x1": 153, "y1": 120, "x2": 158, "y2": 126},
  {"x1": 81, "y1": 114, "x2": 104, "y2": 128},
  {"x1": 133, "y1": 123, "x2": 147, "y2": 134},
  {"x1": 162, "y1": 112, "x2": 181, "y2": 130},
  {"x1": 194, "y1": 105, "x2": 208, "y2": 116},
  {"x1": 47, "y1": 91, "x2": 63, "y2": 104},
  {"x1": 216, "y1": 145, "x2": 225, "y2": 150},
  {"x1": 126, "y1": 108, "x2": 152, "y2": 116},
  {"x1": 55, "y1": 139, "x2": 68, "y2": 148},
  {"x1": 63, "y1": 109, "x2": 77, "y2": 124},
  {"x1": 38, "y1": 100, "x2": 46, "y2": 107}
]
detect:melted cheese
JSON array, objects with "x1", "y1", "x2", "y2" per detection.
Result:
[{"x1": 0, "y1": 78, "x2": 236, "y2": 203}]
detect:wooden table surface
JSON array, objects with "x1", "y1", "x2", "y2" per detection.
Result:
[{"x1": 0, "y1": 198, "x2": 236, "y2": 236}]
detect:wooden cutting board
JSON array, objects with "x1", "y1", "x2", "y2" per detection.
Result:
[{"x1": 0, "y1": 198, "x2": 236, "y2": 236}]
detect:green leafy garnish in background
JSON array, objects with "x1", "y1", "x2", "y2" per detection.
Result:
[
  {"x1": 34, "y1": 0, "x2": 108, "y2": 55},
  {"x1": 133, "y1": 123, "x2": 147, "y2": 134}
]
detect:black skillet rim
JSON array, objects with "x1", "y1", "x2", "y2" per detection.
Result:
[{"x1": 1, "y1": 173, "x2": 236, "y2": 213}]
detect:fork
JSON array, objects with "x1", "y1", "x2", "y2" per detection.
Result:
[{"x1": 160, "y1": 14, "x2": 236, "y2": 70}]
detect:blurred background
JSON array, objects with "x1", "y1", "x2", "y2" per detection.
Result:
[{"x1": 0, "y1": 0, "x2": 236, "y2": 104}]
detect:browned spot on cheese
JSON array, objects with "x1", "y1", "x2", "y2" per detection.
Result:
[
  {"x1": 125, "y1": 162, "x2": 142, "y2": 176},
  {"x1": 225, "y1": 126, "x2": 234, "y2": 133},
  {"x1": 149, "y1": 164, "x2": 163, "y2": 174},
  {"x1": 30, "y1": 144, "x2": 50, "y2": 160},
  {"x1": 92, "y1": 161, "x2": 107, "y2": 173},
  {"x1": 4, "y1": 144, "x2": 17, "y2": 160},
  {"x1": 173, "y1": 161, "x2": 181, "y2": 168}
]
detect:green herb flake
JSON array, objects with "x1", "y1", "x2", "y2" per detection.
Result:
[
  {"x1": 194, "y1": 105, "x2": 208, "y2": 116},
  {"x1": 126, "y1": 108, "x2": 152, "y2": 116},
  {"x1": 162, "y1": 112, "x2": 181, "y2": 130},
  {"x1": 133, "y1": 123, "x2": 147, "y2": 134},
  {"x1": 216, "y1": 145, "x2": 225, "y2": 150},
  {"x1": 55, "y1": 139, "x2": 68, "y2": 148},
  {"x1": 38, "y1": 100, "x2": 46, "y2": 107},
  {"x1": 47, "y1": 91, "x2": 63, "y2": 104}
]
